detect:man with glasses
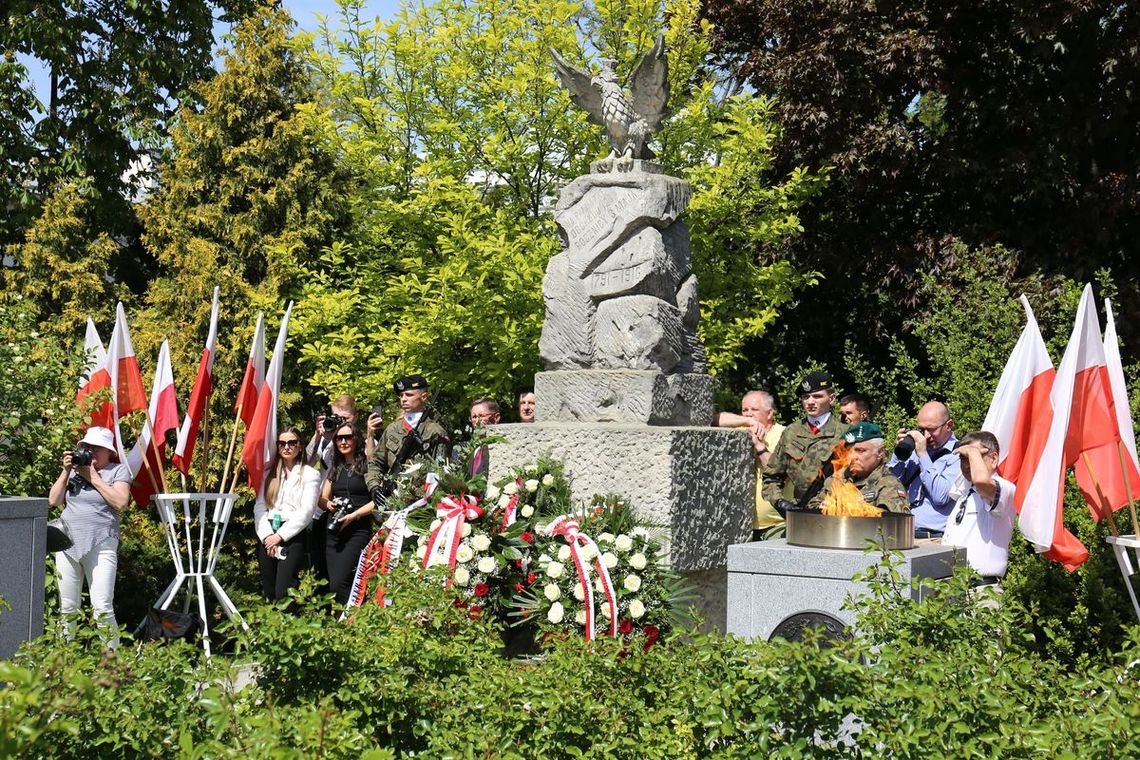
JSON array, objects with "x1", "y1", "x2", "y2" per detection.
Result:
[
  {"x1": 465, "y1": 398, "x2": 501, "y2": 476},
  {"x1": 942, "y1": 431, "x2": 1015, "y2": 592},
  {"x1": 889, "y1": 400, "x2": 961, "y2": 539}
]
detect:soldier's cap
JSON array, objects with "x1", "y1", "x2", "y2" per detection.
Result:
[
  {"x1": 393, "y1": 374, "x2": 429, "y2": 394},
  {"x1": 843, "y1": 421, "x2": 884, "y2": 444},
  {"x1": 799, "y1": 371, "x2": 834, "y2": 396}
]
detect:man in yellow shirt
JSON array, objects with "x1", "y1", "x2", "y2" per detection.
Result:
[{"x1": 716, "y1": 390, "x2": 786, "y2": 539}]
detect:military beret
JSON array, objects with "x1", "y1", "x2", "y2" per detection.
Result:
[
  {"x1": 393, "y1": 374, "x2": 429, "y2": 393},
  {"x1": 799, "y1": 371, "x2": 834, "y2": 395},
  {"x1": 843, "y1": 421, "x2": 884, "y2": 444}
]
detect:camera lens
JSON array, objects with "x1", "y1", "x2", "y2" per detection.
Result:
[{"x1": 894, "y1": 435, "x2": 916, "y2": 461}]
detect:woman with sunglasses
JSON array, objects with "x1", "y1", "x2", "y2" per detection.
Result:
[
  {"x1": 319, "y1": 423, "x2": 377, "y2": 606},
  {"x1": 253, "y1": 425, "x2": 321, "y2": 602}
]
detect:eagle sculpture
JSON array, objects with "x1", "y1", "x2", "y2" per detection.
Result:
[{"x1": 552, "y1": 35, "x2": 670, "y2": 172}]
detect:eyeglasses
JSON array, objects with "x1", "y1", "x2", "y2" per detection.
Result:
[
  {"x1": 276, "y1": 440, "x2": 300, "y2": 449},
  {"x1": 916, "y1": 421, "x2": 948, "y2": 435},
  {"x1": 334, "y1": 434, "x2": 355, "y2": 443}
]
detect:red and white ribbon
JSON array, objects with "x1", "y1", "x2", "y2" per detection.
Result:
[
  {"x1": 423, "y1": 493, "x2": 484, "y2": 584},
  {"x1": 544, "y1": 514, "x2": 618, "y2": 640}
]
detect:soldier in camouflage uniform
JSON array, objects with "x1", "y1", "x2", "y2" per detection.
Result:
[
  {"x1": 762, "y1": 371, "x2": 845, "y2": 509},
  {"x1": 366, "y1": 374, "x2": 451, "y2": 493},
  {"x1": 808, "y1": 422, "x2": 911, "y2": 513}
]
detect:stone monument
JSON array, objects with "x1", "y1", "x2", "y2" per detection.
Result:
[
  {"x1": 490, "y1": 38, "x2": 753, "y2": 630},
  {"x1": 0, "y1": 497, "x2": 49, "y2": 659}
]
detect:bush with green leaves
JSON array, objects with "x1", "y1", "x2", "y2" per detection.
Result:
[{"x1": 5, "y1": 550, "x2": 1140, "y2": 758}]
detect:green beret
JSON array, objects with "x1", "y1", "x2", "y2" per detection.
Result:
[{"x1": 843, "y1": 421, "x2": 883, "y2": 444}]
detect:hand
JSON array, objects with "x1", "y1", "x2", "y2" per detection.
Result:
[
  {"x1": 316, "y1": 413, "x2": 329, "y2": 438},
  {"x1": 909, "y1": 429, "x2": 927, "y2": 457},
  {"x1": 61, "y1": 452, "x2": 73, "y2": 473},
  {"x1": 367, "y1": 412, "x2": 383, "y2": 434},
  {"x1": 264, "y1": 533, "x2": 284, "y2": 550},
  {"x1": 955, "y1": 441, "x2": 984, "y2": 458},
  {"x1": 774, "y1": 499, "x2": 795, "y2": 517},
  {"x1": 336, "y1": 510, "x2": 357, "y2": 528},
  {"x1": 895, "y1": 428, "x2": 909, "y2": 445}
]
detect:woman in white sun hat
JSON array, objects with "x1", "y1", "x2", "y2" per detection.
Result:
[{"x1": 48, "y1": 426, "x2": 131, "y2": 646}]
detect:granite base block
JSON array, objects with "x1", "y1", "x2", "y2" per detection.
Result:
[
  {"x1": 535, "y1": 369, "x2": 713, "y2": 426},
  {"x1": 726, "y1": 539, "x2": 963, "y2": 642},
  {"x1": 0, "y1": 497, "x2": 49, "y2": 659},
  {"x1": 488, "y1": 423, "x2": 753, "y2": 631}
]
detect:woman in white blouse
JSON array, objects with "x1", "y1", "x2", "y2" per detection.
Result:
[{"x1": 254, "y1": 425, "x2": 321, "y2": 602}]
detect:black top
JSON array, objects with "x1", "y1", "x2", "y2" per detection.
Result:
[{"x1": 330, "y1": 466, "x2": 371, "y2": 508}]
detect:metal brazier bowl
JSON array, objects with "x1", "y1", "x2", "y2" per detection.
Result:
[{"x1": 786, "y1": 510, "x2": 915, "y2": 551}]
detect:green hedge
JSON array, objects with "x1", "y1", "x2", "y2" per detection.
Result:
[{"x1": 5, "y1": 555, "x2": 1139, "y2": 759}]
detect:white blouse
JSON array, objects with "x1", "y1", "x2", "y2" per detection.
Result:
[{"x1": 253, "y1": 462, "x2": 322, "y2": 542}]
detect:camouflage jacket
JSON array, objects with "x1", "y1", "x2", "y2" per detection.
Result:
[
  {"x1": 365, "y1": 413, "x2": 451, "y2": 490},
  {"x1": 761, "y1": 414, "x2": 845, "y2": 505},
  {"x1": 807, "y1": 463, "x2": 911, "y2": 514}
]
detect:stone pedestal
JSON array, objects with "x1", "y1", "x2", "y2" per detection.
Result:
[
  {"x1": 726, "y1": 540, "x2": 962, "y2": 642},
  {"x1": 535, "y1": 369, "x2": 713, "y2": 425},
  {"x1": 489, "y1": 423, "x2": 754, "y2": 631},
  {"x1": 0, "y1": 497, "x2": 49, "y2": 659}
]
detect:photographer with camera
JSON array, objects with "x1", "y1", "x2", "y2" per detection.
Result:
[
  {"x1": 47, "y1": 426, "x2": 131, "y2": 647},
  {"x1": 318, "y1": 422, "x2": 377, "y2": 606},
  {"x1": 888, "y1": 400, "x2": 961, "y2": 539},
  {"x1": 253, "y1": 425, "x2": 320, "y2": 602},
  {"x1": 366, "y1": 375, "x2": 451, "y2": 501}
]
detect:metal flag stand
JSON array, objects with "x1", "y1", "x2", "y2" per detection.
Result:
[
  {"x1": 153, "y1": 493, "x2": 248, "y2": 656},
  {"x1": 1106, "y1": 534, "x2": 1140, "y2": 623}
]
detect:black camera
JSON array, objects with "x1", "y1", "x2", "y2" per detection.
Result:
[
  {"x1": 328, "y1": 496, "x2": 353, "y2": 533},
  {"x1": 322, "y1": 410, "x2": 347, "y2": 434},
  {"x1": 71, "y1": 449, "x2": 94, "y2": 467},
  {"x1": 894, "y1": 431, "x2": 916, "y2": 461}
]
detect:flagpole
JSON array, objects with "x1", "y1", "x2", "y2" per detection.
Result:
[
  {"x1": 219, "y1": 408, "x2": 244, "y2": 496},
  {"x1": 199, "y1": 401, "x2": 211, "y2": 492},
  {"x1": 1115, "y1": 441, "x2": 1140, "y2": 537},
  {"x1": 1081, "y1": 452, "x2": 1121, "y2": 536},
  {"x1": 136, "y1": 418, "x2": 164, "y2": 497},
  {"x1": 143, "y1": 410, "x2": 171, "y2": 493}
]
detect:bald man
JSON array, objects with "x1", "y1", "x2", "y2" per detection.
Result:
[{"x1": 888, "y1": 400, "x2": 962, "y2": 538}]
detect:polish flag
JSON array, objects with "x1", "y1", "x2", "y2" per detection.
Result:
[
  {"x1": 1070, "y1": 299, "x2": 1140, "y2": 516},
  {"x1": 127, "y1": 340, "x2": 179, "y2": 507},
  {"x1": 106, "y1": 303, "x2": 148, "y2": 465},
  {"x1": 241, "y1": 302, "x2": 292, "y2": 498},
  {"x1": 1103, "y1": 300, "x2": 1140, "y2": 492},
  {"x1": 172, "y1": 287, "x2": 220, "y2": 476},
  {"x1": 1019, "y1": 284, "x2": 1122, "y2": 569},
  {"x1": 76, "y1": 318, "x2": 112, "y2": 429},
  {"x1": 983, "y1": 296, "x2": 1056, "y2": 499},
  {"x1": 233, "y1": 312, "x2": 265, "y2": 429}
]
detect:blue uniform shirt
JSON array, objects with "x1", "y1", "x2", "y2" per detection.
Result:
[{"x1": 888, "y1": 435, "x2": 961, "y2": 532}]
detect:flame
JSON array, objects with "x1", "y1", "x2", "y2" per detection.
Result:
[{"x1": 819, "y1": 441, "x2": 882, "y2": 518}]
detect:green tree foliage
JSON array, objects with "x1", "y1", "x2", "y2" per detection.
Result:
[
  {"x1": 701, "y1": 0, "x2": 1140, "y2": 393},
  {"x1": 0, "y1": 0, "x2": 257, "y2": 253},
  {"x1": 295, "y1": 0, "x2": 824, "y2": 412},
  {"x1": 136, "y1": 5, "x2": 356, "y2": 459}
]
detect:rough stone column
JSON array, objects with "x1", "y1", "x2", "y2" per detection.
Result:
[{"x1": 0, "y1": 497, "x2": 49, "y2": 658}]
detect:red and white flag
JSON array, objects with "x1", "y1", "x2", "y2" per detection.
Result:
[
  {"x1": 1104, "y1": 299, "x2": 1140, "y2": 494},
  {"x1": 76, "y1": 318, "x2": 112, "y2": 429},
  {"x1": 106, "y1": 303, "x2": 148, "y2": 466},
  {"x1": 127, "y1": 340, "x2": 179, "y2": 507},
  {"x1": 1070, "y1": 299, "x2": 1140, "y2": 517},
  {"x1": 233, "y1": 312, "x2": 265, "y2": 429},
  {"x1": 241, "y1": 302, "x2": 293, "y2": 498},
  {"x1": 172, "y1": 287, "x2": 220, "y2": 476},
  {"x1": 983, "y1": 295, "x2": 1056, "y2": 498},
  {"x1": 1019, "y1": 284, "x2": 1123, "y2": 569}
]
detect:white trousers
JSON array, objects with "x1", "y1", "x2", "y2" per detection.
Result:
[{"x1": 56, "y1": 536, "x2": 119, "y2": 647}]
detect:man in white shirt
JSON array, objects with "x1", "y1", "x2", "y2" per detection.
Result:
[{"x1": 942, "y1": 430, "x2": 1015, "y2": 591}]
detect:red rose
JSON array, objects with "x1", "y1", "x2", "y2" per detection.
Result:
[
  {"x1": 514, "y1": 558, "x2": 524, "y2": 569},
  {"x1": 618, "y1": 619, "x2": 633, "y2": 635},
  {"x1": 526, "y1": 572, "x2": 537, "y2": 585},
  {"x1": 453, "y1": 598, "x2": 468, "y2": 609},
  {"x1": 514, "y1": 583, "x2": 525, "y2": 592},
  {"x1": 474, "y1": 583, "x2": 489, "y2": 598},
  {"x1": 642, "y1": 625, "x2": 661, "y2": 651},
  {"x1": 468, "y1": 604, "x2": 483, "y2": 620},
  {"x1": 521, "y1": 531, "x2": 534, "y2": 543}
]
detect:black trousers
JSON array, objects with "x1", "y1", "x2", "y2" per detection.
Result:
[
  {"x1": 255, "y1": 531, "x2": 309, "y2": 602},
  {"x1": 309, "y1": 513, "x2": 329, "y2": 585},
  {"x1": 326, "y1": 519, "x2": 373, "y2": 606}
]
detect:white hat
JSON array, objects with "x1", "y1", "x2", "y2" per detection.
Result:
[{"x1": 79, "y1": 426, "x2": 116, "y2": 451}]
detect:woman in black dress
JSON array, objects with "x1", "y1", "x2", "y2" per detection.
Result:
[{"x1": 319, "y1": 423, "x2": 376, "y2": 606}]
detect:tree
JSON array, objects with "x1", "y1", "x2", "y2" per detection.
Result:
[
  {"x1": 702, "y1": 0, "x2": 1140, "y2": 393},
  {"x1": 0, "y1": 0, "x2": 258, "y2": 256}
]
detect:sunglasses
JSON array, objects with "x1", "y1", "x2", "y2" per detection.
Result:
[
  {"x1": 334, "y1": 434, "x2": 355, "y2": 443},
  {"x1": 276, "y1": 439, "x2": 300, "y2": 449}
]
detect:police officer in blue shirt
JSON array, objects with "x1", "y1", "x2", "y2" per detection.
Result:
[{"x1": 888, "y1": 400, "x2": 961, "y2": 538}]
